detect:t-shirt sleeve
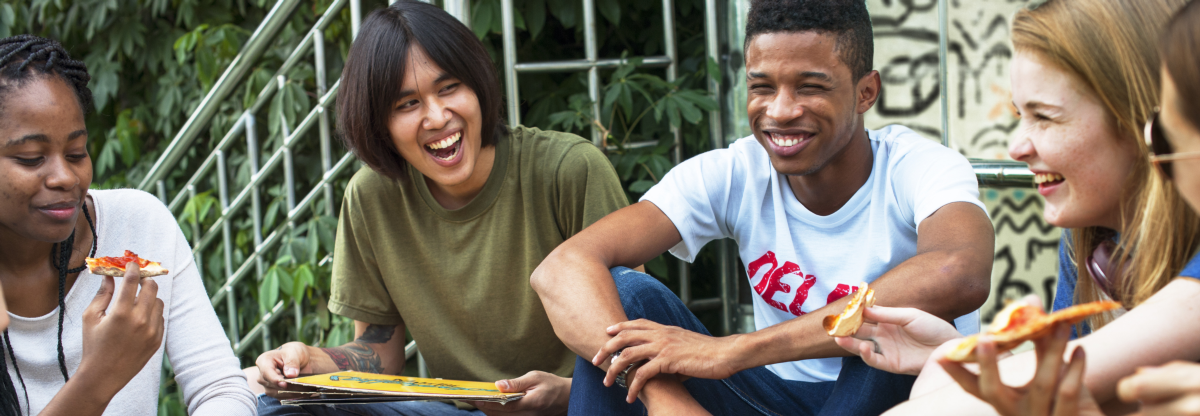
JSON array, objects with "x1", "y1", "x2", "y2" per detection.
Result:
[
  {"x1": 328, "y1": 174, "x2": 404, "y2": 325},
  {"x1": 640, "y1": 149, "x2": 736, "y2": 262},
  {"x1": 554, "y1": 143, "x2": 630, "y2": 238},
  {"x1": 891, "y1": 139, "x2": 988, "y2": 230},
  {"x1": 1180, "y1": 251, "x2": 1200, "y2": 279}
]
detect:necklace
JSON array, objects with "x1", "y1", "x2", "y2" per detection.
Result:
[{"x1": 49, "y1": 202, "x2": 97, "y2": 274}]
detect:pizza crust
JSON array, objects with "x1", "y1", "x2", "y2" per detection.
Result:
[
  {"x1": 85, "y1": 258, "x2": 169, "y2": 278},
  {"x1": 824, "y1": 282, "x2": 876, "y2": 337}
]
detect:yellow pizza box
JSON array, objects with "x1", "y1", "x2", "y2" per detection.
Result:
[{"x1": 285, "y1": 371, "x2": 523, "y2": 403}]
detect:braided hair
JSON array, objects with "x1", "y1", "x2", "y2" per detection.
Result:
[{"x1": 0, "y1": 35, "x2": 96, "y2": 416}]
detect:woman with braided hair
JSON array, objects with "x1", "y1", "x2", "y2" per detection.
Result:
[{"x1": 0, "y1": 35, "x2": 255, "y2": 415}]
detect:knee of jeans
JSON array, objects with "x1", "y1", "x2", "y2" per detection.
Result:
[{"x1": 611, "y1": 266, "x2": 678, "y2": 317}]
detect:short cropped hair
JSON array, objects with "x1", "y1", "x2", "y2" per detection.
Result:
[
  {"x1": 337, "y1": 0, "x2": 507, "y2": 179},
  {"x1": 745, "y1": 0, "x2": 874, "y2": 81}
]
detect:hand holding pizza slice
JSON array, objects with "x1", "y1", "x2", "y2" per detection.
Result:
[
  {"x1": 942, "y1": 299, "x2": 1120, "y2": 362},
  {"x1": 86, "y1": 250, "x2": 169, "y2": 278},
  {"x1": 824, "y1": 282, "x2": 876, "y2": 337}
]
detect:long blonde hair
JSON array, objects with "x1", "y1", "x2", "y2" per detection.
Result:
[{"x1": 1012, "y1": 0, "x2": 1200, "y2": 329}]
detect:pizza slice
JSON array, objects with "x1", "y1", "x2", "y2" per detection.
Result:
[
  {"x1": 824, "y1": 282, "x2": 876, "y2": 337},
  {"x1": 85, "y1": 250, "x2": 169, "y2": 278},
  {"x1": 943, "y1": 300, "x2": 1120, "y2": 362}
]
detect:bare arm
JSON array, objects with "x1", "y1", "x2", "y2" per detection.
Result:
[
  {"x1": 254, "y1": 319, "x2": 408, "y2": 396},
  {"x1": 532, "y1": 201, "x2": 681, "y2": 360},
  {"x1": 725, "y1": 202, "x2": 993, "y2": 370},
  {"x1": 531, "y1": 201, "x2": 698, "y2": 409},
  {"x1": 887, "y1": 278, "x2": 1200, "y2": 415},
  {"x1": 316, "y1": 321, "x2": 409, "y2": 374}
]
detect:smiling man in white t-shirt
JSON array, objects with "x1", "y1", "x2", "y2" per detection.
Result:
[{"x1": 530, "y1": 0, "x2": 994, "y2": 414}]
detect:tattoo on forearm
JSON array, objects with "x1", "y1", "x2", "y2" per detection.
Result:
[
  {"x1": 318, "y1": 325, "x2": 395, "y2": 373},
  {"x1": 321, "y1": 342, "x2": 383, "y2": 372}
]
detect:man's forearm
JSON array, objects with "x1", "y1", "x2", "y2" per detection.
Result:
[
  {"x1": 316, "y1": 323, "x2": 403, "y2": 374},
  {"x1": 320, "y1": 342, "x2": 386, "y2": 373},
  {"x1": 733, "y1": 247, "x2": 989, "y2": 371},
  {"x1": 532, "y1": 246, "x2": 630, "y2": 368}
]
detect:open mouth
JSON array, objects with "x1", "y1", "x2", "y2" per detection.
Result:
[
  {"x1": 767, "y1": 131, "x2": 811, "y2": 147},
  {"x1": 1034, "y1": 172, "x2": 1065, "y2": 187},
  {"x1": 424, "y1": 132, "x2": 463, "y2": 162}
]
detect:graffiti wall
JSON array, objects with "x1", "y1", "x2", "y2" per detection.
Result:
[{"x1": 866, "y1": 0, "x2": 1060, "y2": 322}]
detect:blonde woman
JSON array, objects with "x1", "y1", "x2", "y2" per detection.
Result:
[{"x1": 830, "y1": 0, "x2": 1200, "y2": 414}]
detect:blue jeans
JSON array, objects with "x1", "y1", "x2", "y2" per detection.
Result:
[
  {"x1": 568, "y1": 267, "x2": 915, "y2": 416},
  {"x1": 257, "y1": 394, "x2": 484, "y2": 416}
]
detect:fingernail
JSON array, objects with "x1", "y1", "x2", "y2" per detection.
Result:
[
  {"x1": 607, "y1": 325, "x2": 615, "y2": 332},
  {"x1": 1072, "y1": 347, "x2": 1085, "y2": 361},
  {"x1": 497, "y1": 380, "x2": 510, "y2": 390}
]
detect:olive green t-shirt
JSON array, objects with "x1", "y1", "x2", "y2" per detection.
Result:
[{"x1": 328, "y1": 126, "x2": 628, "y2": 382}]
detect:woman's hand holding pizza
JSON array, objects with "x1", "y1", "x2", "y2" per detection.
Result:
[
  {"x1": 76, "y1": 262, "x2": 166, "y2": 402},
  {"x1": 938, "y1": 322, "x2": 1102, "y2": 416},
  {"x1": 833, "y1": 305, "x2": 963, "y2": 375}
]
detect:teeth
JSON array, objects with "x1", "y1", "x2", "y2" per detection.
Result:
[
  {"x1": 434, "y1": 148, "x2": 458, "y2": 161},
  {"x1": 770, "y1": 133, "x2": 803, "y2": 147},
  {"x1": 427, "y1": 132, "x2": 462, "y2": 150},
  {"x1": 1034, "y1": 173, "x2": 1065, "y2": 184}
]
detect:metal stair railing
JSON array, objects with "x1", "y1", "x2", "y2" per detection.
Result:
[
  {"x1": 136, "y1": 0, "x2": 373, "y2": 355},
  {"x1": 497, "y1": 0, "x2": 737, "y2": 331}
]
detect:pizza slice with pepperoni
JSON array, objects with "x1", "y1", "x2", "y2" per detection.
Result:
[{"x1": 85, "y1": 250, "x2": 169, "y2": 278}]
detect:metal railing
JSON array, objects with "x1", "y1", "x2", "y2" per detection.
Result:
[
  {"x1": 495, "y1": 0, "x2": 734, "y2": 328},
  {"x1": 140, "y1": 0, "x2": 361, "y2": 355}
]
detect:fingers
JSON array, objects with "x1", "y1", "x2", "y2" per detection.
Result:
[
  {"x1": 136, "y1": 277, "x2": 161, "y2": 313},
  {"x1": 849, "y1": 322, "x2": 879, "y2": 340},
  {"x1": 937, "y1": 356, "x2": 982, "y2": 398},
  {"x1": 1052, "y1": 347, "x2": 1087, "y2": 416},
  {"x1": 280, "y1": 343, "x2": 309, "y2": 379},
  {"x1": 974, "y1": 339, "x2": 1011, "y2": 409},
  {"x1": 592, "y1": 329, "x2": 650, "y2": 367},
  {"x1": 605, "y1": 319, "x2": 662, "y2": 336},
  {"x1": 603, "y1": 344, "x2": 652, "y2": 387},
  {"x1": 834, "y1": 336, "x2": 865, "y2": 355},
  {"x1": 1119, "y1": 361, "x2": 1200, "y2": 404},
  {"x1": 496, "y1": 371, "x2": 542, "y2": 393},
  {"x1": 112, "y1": 261, "x2": 142, "y2": 311},
  {"x1": 256, "y1": 350, "x2": 291, "y2": 391},
  {"x1": 1142, "y1": 395, "x2": 1200, "y2": 416},
  {"x1": 862, "y1": 306, "x2": 921, "y2": 327},
  {"x1": 1020, "y1": 293, "x2": 1044, "y2": 309},
  {"x1": 835, "y1": 335, "x2": 885, "y2": 369},
  {"x1": 1029, "y1": 325, "x2": 1072, "y2": 411},
  {"x1": 625, "y1": 361, "x2": 661, "y2": 403},
  {"x1": 85, "y1": 275, "x2": 116, "y2": 320}
]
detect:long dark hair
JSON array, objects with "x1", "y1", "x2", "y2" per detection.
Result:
[
  {"x1": 336, "y1": 0, "x2": 508, "y2": 180},
  {"x1": 0, "y1": 35, "x2": 96, "y2": 416},
  {"x1": 1162, "y1": 0, "x2": 1200, "y2": 132}
]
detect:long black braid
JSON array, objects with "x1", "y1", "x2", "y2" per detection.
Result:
[{"x1": 0, "y1": 35, "x2": 95, "y2": 416}]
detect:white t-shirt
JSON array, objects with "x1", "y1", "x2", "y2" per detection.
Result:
[
  {"x1": 5, "y1": 189, "x2": 255, "y2": 415},
  {"x1": 642, "y1": 125, "x2": 987, "y2": 382}
]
